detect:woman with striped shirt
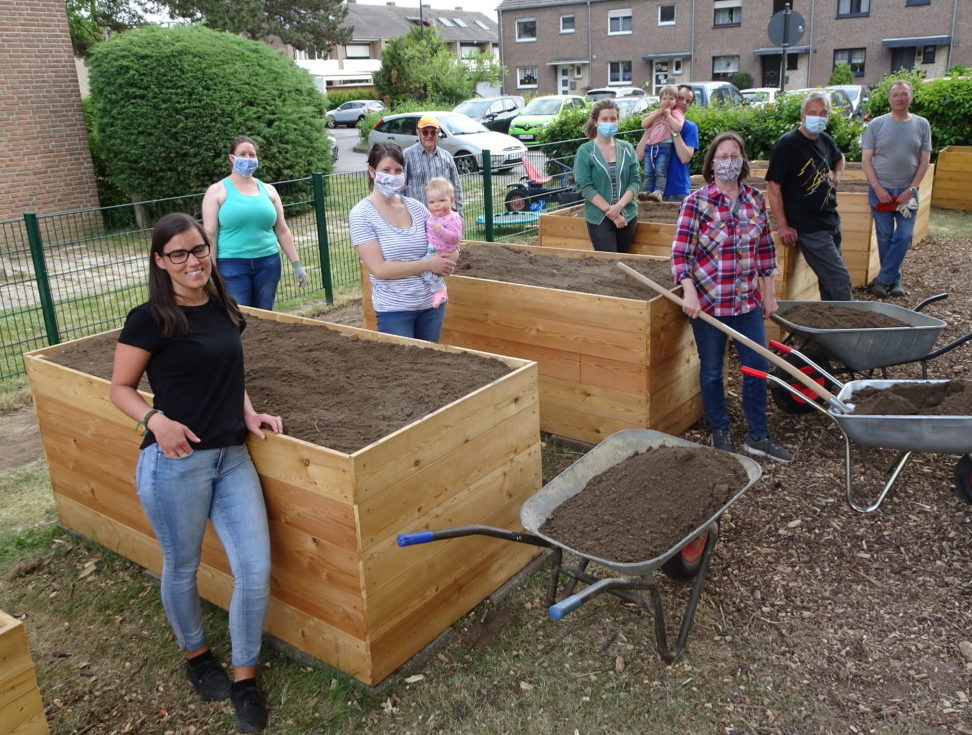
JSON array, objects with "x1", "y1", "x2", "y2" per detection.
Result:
[{"x1": 350, "y1": 143, "x2": 457, "y2": 341}]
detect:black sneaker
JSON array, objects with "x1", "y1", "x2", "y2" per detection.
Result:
[
  {"x1": 185, "y1": 652, "x2": 231, "y2": 701},
  {"x1": 744, "y1": 435, "x2": 794, "y2": 463},
  {"x1": 231, "y1": 681, "x2": 268, "y2": 733},
  {"x1": 889, "y1": 282, "x2": 908, "y2": 297},
  {"x1": 869, "y1": 282, "x2": 889, "y2": 298},
  {"x1": 711, "y1": 429, "x2": 734, "y2": 453}
]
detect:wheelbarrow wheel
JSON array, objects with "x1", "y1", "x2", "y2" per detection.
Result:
[
  {"x1": 505, "y1": 188, "x2": 529, "y2": 212},
  {"x1": 770, "y1": 353, "x2": 834, "y2": 414},
  {"x1": 955, "y1": 455, "x2": 972, "y2": 504},
  {"x1": 660, "y1": 525, "x2": 716, "y2": 581}
]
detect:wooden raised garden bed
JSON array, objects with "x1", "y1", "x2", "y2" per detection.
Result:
[
  {"x1": 0, "y1": 610, "x2": 49, "y2": 735},
  {"x1": 931, "y1": 146, "x2": 972, "y2": 211},
  {"x1": 23, "y1": 311, "x2": 541, "y2": 687},
  {"x1": 361, "y1": 243, "x2": 704, "y2": 444}
]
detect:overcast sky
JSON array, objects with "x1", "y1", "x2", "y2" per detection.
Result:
[{"x1": 355, "y1": 0, "x2": 501, "y2": 22}]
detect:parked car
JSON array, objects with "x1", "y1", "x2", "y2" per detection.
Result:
[
  {"x1": 325, "y1": 100, "x2": 384, "y2": 128},
  {"x1": 452, "y1": 95, "x2": 525, "y2": 134},
  {"x1": 327, "y1": 133, "x2": 338, "y2": 162},
  {"x1": 585, "y1": 86, "x2": 646, "y2": 100},
  {"x1": 615, "y1": 96, "x2": 652, "y2": 119},
  {"x1": 508, "y1": 95, "x2": 589, "y2": 141},
  {"x1": 825, "y1": 84, "x2": 872, "y2": 120},
  {"x1": 687, "y1": 81, "x2": 745, "y2": 107},
  {"x1": 367, "y1": 111, "x2": 527, "y2": 173},
  {"x1": 740, "y1": 87, "x2": 785, "y2": 108},
  {"x1": 787, "y1": 88, "x2": 855, "y2": 119}
]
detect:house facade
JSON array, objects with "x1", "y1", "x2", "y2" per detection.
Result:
[
  {"x1": 287, "y1": 1, "x2": 499, "y2": 91},
  {"x1": 497, "y1": 0, "x2": 971, "y2": 96}
]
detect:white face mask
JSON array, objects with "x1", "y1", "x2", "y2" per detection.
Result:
[
  {"x1": 372, "y1": 169, "x2": 405, "y2": 197},
  {"x1": 714, "y1": 157, "x2": 744, "y2": 183}
]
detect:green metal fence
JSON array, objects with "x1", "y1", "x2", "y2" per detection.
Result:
[{"x1": 0, "y1": 138, "x2": 590, "y2": 381}]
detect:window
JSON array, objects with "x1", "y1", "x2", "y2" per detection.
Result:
[
  {"x1": 672, "y1": 59, "x2": 683, "y2": 74},
  {"x1": 711, "y1": 54, "x2": 739, "y2": 80},
  {"x1": 608, "y1": 9, "x2": 633, "y2": 35},
  {"x1": 560, "y1": 15, "x2": 575, "y2": 33},
  {"x1": 609, "y1": 61, "x2": 633, "y2": 83},
  {"x1": 296, "y1": 47, "x2": 326, "y2": 60},
  {"x1": 787, "y1": 52, "x2": 799, "y2": 71},
  {"x1": 923, "y1": 45, "x2": 936, "y2": 64},
  {"x1": 453, "y1": 18, "x2": 468, "y2": 27},
  {"x1": 837, "y1": 0, "x2": 870, "y2": 17},
  {"x1": 343, "y1": 44, "x2": 370, "y2": 59},
  {"x1": 906, "y1": 0, "x2": 931, "y2": 5},
  {"x1": 460, "y1": 45, "x2": 480, "y2": 59},
  {"x1": 475, "y1": 20, "x2": 489, "y2": 30},
  {"x1": 516, "y1": 18, "x2": 537, "y2": 41},
  {"x1": 833, "y1": 47, "x2": 866, "y2": 75},
  {"x1": 575, "y1": 65, "x2": 583, "y2": 79},
  {"x1": 772, "y1": 0, "x2": 790, "y2": 11},
  {"x1": 659, "y1": 5, "x2": 675, "y2": 24},
  {"x1": 517, "y1": 66, "x2": 538, "y2": 88},
  {"x1": 714, "y1": 1, "x2": 741, "y2": 26},
  {"x1": 437, "y1": 17, "x2": 453, "y2": 27}
]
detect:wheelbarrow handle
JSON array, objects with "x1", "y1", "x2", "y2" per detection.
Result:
[
  {"x1": 617, "y1": 262, "x2": 851, "y2": 412},
  {"x1": 398, "y1": 525, "x2": 552, "y2": 548},
  {"x1": 740, "y1": 366, "x2": 852, "y2": 414},
  {"x1": 549, "y1": 594, "x2": 583, "y2": 621}
]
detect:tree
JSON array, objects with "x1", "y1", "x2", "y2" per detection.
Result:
[
  {"x1": 65, "y1": 0, "x2": 151, "y2": 57},
  {"x1": 828, "y1": 63, "x2": 854, "y2": 85},
  {"x1": 88, "y1": 25, "x2": 328, "y2": 201},
  {"x1": 372, "y1": 26, "x2": 503, "y2": 106},
  {"x1": 149, "y1": 0, "x2": 351, "y2": 55}
]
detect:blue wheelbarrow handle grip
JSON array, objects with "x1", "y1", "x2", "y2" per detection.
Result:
[
  {"x1": 549, "y1": 594, "x2": 583, "y2": 621},
  {"x1": 397, "y1": 531, "x2": 434, "y2": 546}
]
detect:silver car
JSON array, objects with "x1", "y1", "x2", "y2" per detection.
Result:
[
  {"x1": 367, "y1": 111, "x2": 528, "y2": 174},
  {"x1": 325, "y1": 100, "x2": 384, "y2": 128}
]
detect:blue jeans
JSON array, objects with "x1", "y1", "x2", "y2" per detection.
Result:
[
  {"x1": 136, "y1": 443, "x2": 270, "y2": 667},
  {"x1": 643, "y1": 142, "x2": 673, "y2": 194},
  {"x1": 691, "y1": 309, "x2": 769, "y2": 441},
  {"x1": 376, "y1": 305, "x2": 446, "y2": 342},
  {"x1": 663, "y1": 193, "x2": 687, "y2": 203},
  {"x1": 868, "y1": 186, "x2": 916, "y2": 286},
  {"x1": 218, "y1": 253, "x2": 281, "y2": 310}
]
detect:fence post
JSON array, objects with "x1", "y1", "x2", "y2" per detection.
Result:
[
  {"x1": 24, "y1": 212, "x2": 60, "y2": 346},
  {"x1": 482, "y1": 150, "x2": 493, "y2": 242},
  {"x1": 312, "y1": 173, "x2": 335, "y2": 305}
]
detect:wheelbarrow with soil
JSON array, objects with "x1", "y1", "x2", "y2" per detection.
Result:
[
  {"x1": 768, "y1": 297, "x2": 972, "y2": 413},
  {"x1": 398, "y1": 429, "x2": 762, "y2": 663}
]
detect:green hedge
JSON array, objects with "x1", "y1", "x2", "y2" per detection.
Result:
[
  {"x1": 866, "y1": 71, "x2": 972, "y2": 152},
  {"x1": 88, "y1": 25, "x2": 330, "y2": 202}
]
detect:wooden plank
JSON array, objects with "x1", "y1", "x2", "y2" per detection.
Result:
[
  {"x1": 439, "y1": 328, "x2": 582, "y2": 382},
  {"x1": 538, "y1": 374, "x2": 648, "y2": 442}
]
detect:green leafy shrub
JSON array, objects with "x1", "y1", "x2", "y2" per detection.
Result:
[
  {"x1": 324, "y1": 88, "x2": 380, "y2": 112},
  {"x1": 88, "y1": 25, "x2": 329, "y2": 201},
  {"x1": 867, "y1": 70, "x2": 972, "y2": 151},
  {"x1": 731, "y1": 72, "x2": 754, "y2": 91},
  {"x1": 828, "y1": 63, "x2": 854, "y2": 85}
]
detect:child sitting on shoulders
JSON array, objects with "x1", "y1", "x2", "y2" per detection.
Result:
[
  {"x1": 636, "y1": 84, "x2": 684, "y2": 202},
  {"x1": 421, "y1": 177, "x2": 464, "y2": 308}
]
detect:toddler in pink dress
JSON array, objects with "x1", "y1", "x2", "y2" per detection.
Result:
[{"x1": 422, "y1": 177, "x2": 463, "y2": 307}]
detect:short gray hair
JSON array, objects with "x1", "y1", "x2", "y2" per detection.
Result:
[
  {"x1": 889, "y1": 80, "x2": 913, "y2": 95},
  {"x1": 802, "y1": 90, "x2": 831, "y2": 115}
]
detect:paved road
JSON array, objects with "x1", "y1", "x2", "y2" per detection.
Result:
[{"x1": 330, "y1": 127, "x2": 368, "y2": 175}]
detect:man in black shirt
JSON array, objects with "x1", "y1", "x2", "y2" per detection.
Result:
[{"x1": 766, "y1": 91, "x2": 853, "y2": 301}]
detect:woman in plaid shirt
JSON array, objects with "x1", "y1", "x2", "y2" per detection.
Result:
[{"x1": 671, "y1": 131, "x2": 793, "y2": 463}]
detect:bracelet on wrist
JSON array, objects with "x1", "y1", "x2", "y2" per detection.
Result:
[{"x1": 137, "y1": 408, "x2": 163, "y2": 435}]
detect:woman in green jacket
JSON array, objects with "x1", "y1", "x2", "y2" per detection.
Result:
[{"x1": 573, "y1": 99, "x2": 642, "y2": 252}]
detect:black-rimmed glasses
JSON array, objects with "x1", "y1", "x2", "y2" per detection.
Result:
[{"x1": 162, "y1": 243, "x2": 210, "y2": 264}]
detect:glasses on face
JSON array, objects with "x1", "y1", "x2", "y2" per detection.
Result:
[
  {"x1": 419, "y1": 128, "x2": 439, "y2": 138},
  {"x1": 713, "y1": 155, "x2": 743, "y2": 162},
  {"x1": 162, "y1": 243, "x2": 210, "y2": 264}
]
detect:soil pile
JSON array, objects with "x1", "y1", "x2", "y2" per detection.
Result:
[
  {"x1": 851, "y1": 379, "x2": 972, "y2": 416},
  {"x1": 456, "y1": 245, "x2": 673, "y2": 299},
  {"x1": 43, "y1": 318, "x2": 513, "y2": 453},
  {"x1": 781, "y1": 303, "x2": 910, "y2": 329},
  {"x1": 539, "y1": 445, "x2": 749, "y2": 563}
]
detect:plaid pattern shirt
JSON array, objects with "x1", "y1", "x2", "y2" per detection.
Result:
[{"x1": 671, "y1": 181, "x2": 776, "y2": 317}]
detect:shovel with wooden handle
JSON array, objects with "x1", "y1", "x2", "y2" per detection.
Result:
[{"x1": 616, "y1": 262, "x2": 853, "y2": 414}]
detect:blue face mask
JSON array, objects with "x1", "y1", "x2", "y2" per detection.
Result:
[
  {"x1": 232, "y1": 156, "x2": 259, "y2": 177},
  {"x1": 804, "y1": 115, "x2": 828, "y2": 134},
  {"x1": 597, "y1": 122, "x2": 618, "y2": 138}
]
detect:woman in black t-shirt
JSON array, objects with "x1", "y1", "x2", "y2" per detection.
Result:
[{"x1": 110, "y1": 213, "x2": 280, "y2": 733}]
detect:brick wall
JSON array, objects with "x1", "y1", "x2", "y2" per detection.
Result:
[{"x1": 0, "y1": 0, "x2": 99, "y2": 222}]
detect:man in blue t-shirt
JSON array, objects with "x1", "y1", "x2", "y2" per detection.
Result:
[{"x1": 662, "y1": 85, "x2": 699, "y2": 203}]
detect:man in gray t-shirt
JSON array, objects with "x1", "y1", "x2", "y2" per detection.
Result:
[{"x1": 861, "y1": 80, "x2": 932, "y2": 298}]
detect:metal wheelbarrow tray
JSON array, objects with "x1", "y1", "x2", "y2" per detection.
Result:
[
  {"x1": 772, "y1": 299, "x2": 947, "y2": 372},
  {"x1": 398, "y1": 429, "x2": 762, "y2": 662}
]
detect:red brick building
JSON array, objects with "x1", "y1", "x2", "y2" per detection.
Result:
[{"x1": 0, "y1": 0, "x2": 99, "y2": 222}]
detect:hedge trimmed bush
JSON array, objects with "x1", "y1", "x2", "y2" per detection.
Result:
[
  {"x1": 866, "y1": 70, "x2": 972, "y2": 152},
  {"x1": 88, "y1": 25, "x2": 329, "y2": 201}
]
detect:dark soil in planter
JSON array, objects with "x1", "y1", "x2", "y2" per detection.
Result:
[
  {"x1": 781, "y1": 303, "x2": 910, "y2": 329},
  {"x1": 43, "y1": 319, "x2": 513, "y2": 453},
  {"x1": 455, "y1": 245, "x2": 675, "y2": 299},
  {"x1": 539, "y1": 445, "x2": 749, "y2": 563},
  {"x1": 850, "y1": 379, "x2": 972, "y2": 416}
]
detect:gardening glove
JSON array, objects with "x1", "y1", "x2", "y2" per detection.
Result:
[
  {"x1": 291, "y1": 260, "x2": 309, "y2": 288},
  {"x1": 897, "y1": 204, "x2": 913, "y2": 219}
]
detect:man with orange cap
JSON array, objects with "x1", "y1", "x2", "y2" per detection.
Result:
[{"x1": 403, "y1": 115, "x2": 464, "y2": 214}]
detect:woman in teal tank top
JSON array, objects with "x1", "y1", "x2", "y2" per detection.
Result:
[{"x1": 202, "y1": 136, "x2": 309, "y2": 309}]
